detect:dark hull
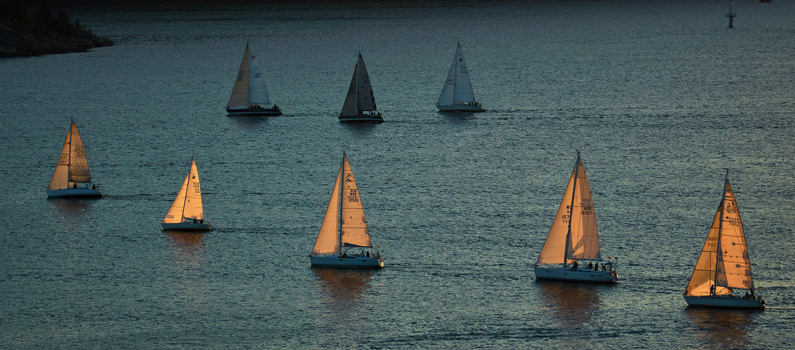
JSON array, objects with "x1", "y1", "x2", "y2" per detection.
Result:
[
  {"x1": 227, "y1": 108, "x2": 282, "y2": 116},
  {"x1": 338, "y1": 114, "x2": 384, "y2": 123}
]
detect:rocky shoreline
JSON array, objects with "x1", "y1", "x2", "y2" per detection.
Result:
[
  {"x1": 0, "y1": 24, "x2": 113, "y2": 57},
  {"x1": 0, "y1": 2, "x2": 113, "y2": 58}
]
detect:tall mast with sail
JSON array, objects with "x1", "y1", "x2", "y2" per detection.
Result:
[
  {"x1": 534, "y1": 152, "x2": 616, "y2": 283},
  {"x1": 683, "y1": 171, "x2": 764, "y2": 308},
  {"x1": 436, "y1": 41, "x2": 484, "y2": 112},
  {"x1": 161, "y1": 158, "x2": 211, "y2": 231},
  {"x1": 46, "y1": 119, "x2": 102, "y2": 198},
  {"x1": 310, "y1": 152, "x2": 383, "y2": 268},
  {"x1": 339, "y1": 54, "x2": 384, "y2": 123},
  {"x1": 226, "y1": 41, "x2": 281, "y2": 116}
]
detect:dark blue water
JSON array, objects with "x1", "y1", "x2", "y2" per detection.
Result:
[{"x1": 1, "y1": 1, "x2": 794, "y2": 348}]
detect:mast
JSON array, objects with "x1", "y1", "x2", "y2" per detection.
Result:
[
  {"x1": 337, "y1": 152, "x2": 345, "y2": 254},
  {"x1": 563, "y1": 151, "x2": 580, "y2": 266},
  {"x1": 179, "y1": 158, "x2": 193, "y2": 222},
  {"x1": 712, "y1": 169, "x2": 729, "y2": 296},
  {"x1": 67, "y1": 119, "x2": 73, "y2": 185},
  {"x1": 355, "y1": 56, "x2": 360, "y2": 114},
  {"x1": 454, "y1": 41, "x2": 459, "y2": 102}
]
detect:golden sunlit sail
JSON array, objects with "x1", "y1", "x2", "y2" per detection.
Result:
[
  {"x1": 46, "y1": 119, "x2": 102, "y2": 198},
  {"x1": 161, "y1": 158, "x2": 211, "y2": 231},
  {"x1": 683, "y1": 171, "x2": 765, "y2": 309},
  {"x1": 310, "y1": 151, "x2": 383, "y2": 268},
  {"x1": 534, "y1": 152, "x2": 617, "y2": 283}
]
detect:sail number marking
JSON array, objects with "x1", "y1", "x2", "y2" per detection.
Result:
[{"x1": 348, "y1": 189, "x2": 359, "y2": 203}]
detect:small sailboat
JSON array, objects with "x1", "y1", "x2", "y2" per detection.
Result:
[
  {"x1": 226, "y1": 42, "x2": 281, "y2": 116},
  {"x1": 161, "y1": 158, "x2": 211, "y2": 231},
  {"x1": 339, "y1": 54, "x2": 383, "y2": 123},
  {"x1": 310, "y1": 151, "x2": 384, "y2": 268},
  {"x1": 534, "y1": 152, "x2": 617, "y2": 283},
  {"x1": 436, "y1": 41, "x2": 484, "y2": 112},
  {"x1": 683, "y1": 171, "x2": 765, "y2": 309},
  {"x1": 47, "y1": 119, "x2": 102, "y2": 198}
]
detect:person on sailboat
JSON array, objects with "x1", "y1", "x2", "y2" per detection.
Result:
[{"x1": 571, "y1": 261, "x2": 578, "y2": 271}]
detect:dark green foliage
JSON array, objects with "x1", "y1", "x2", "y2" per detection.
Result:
[{"x1": 0, "y1": 1, "x2": 97, "y2": 40}]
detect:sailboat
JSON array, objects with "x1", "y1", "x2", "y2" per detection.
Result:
[
  {"x1": 339, "y1": 54, "x2": 383, "y2": 123},
  {"x1": 310, "y1": 151, "x2": 384, "y2": 268},
  {"x1": 683, "y1": 171, "x2": 765, "y2": 309},
  {"x1": 161, "y1": 158, "x2": 211, "y2": 231},
  {"x1": 46, "y1": 119, "x2": 102, "y2": 198},
  {"x1": 534, "y1": 152, "x2": 617, "y2": 283},
  {"x1": 436, "y1": 41, "x2": 484, "y2": 112},
  {"x1": 226, "y1": 41, "x2": 281, "y2": 116}
]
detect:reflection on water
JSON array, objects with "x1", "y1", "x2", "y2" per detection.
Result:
[
  {"x1": 438, "y1": 111, "x2": 477, "y2": 122},
  {"x1": 686, "y1": 308, "x2": 755, "y2": 349},
  {"x1": 165, "y1": 231, "x2": 205, "y2": 267},
  {"x1": 48, "y1": 198, "x2": 94, "y2": 227},
  {"x1": 313, "y1": 268, "x2": 375, "y2": 310},
  {"x1": 227, "y1": 115, "x2": 274, "y2": 131},
  {"x1": 538, "y1": 281, "x2": 600, "y2": 328}
]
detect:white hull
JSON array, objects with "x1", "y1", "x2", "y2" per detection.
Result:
[
  {"x1": 161, "y1": 221, "x2": 211, "y2": 231},
  {"x1": 437, "y1": 104, "x2": 485, "y2": 112},
  {"x1": 683, "y1": 295, "x2": 765, "y2": 309},
  {"x1": 47, "y1": 188, "x2": 103, "y2": 198},
  {"x1": 534, "y1": 266, "x2": 617, "y2": 283},
  {"x1": 310, "y1": 254, "x2": 384, "y2": 268}
]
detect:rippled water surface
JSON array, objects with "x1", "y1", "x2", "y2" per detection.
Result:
[{"x1": 1, "y1": 1, "x2": 794, "y2": 348}]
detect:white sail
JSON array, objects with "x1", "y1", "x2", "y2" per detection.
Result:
[
  {"x1": 340, "y1": 152, "x2": 372, "y2": 248},
  {"x1": 247, "y1": 46, "x2": 271, "y2": 106},
  {"x1": 686, "y1": 177, "x2": 753, "y2": 296},
  {"x1": 227, "y1": 43, "x2": 251, "y2": 110},
  {"x1": 537, "y1": 154, "x2": 601, "y2": 264},
  {"x1": 341, "y1": 54, "x2": 377, "y2": 116},
  {"x1": 227, "y1": 42, "x2": 271, "y2": 110},
  {"x1": 437, "y1": 41, "x2": 477, "y2": 106},
  {"x1": 48, "y1": 120, "x2": 92, "y2": 190},
  {"x1": 163, "y1": 159, "x2": 205, "y2": 224},
  {"x1": 312, "y1": 167, "x2": 342, "y2": 255}
]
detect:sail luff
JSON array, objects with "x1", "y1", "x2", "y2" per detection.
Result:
[
  {"x1": 67, "y1": 121, "x2": 91, "y2": 183},
  {"x1": 537, "y1": 159, "x2": 578, "y2": 264},
  {"x1": 48, "y1": 123, "x2": 72, "y2": 190},
  {"x1": 339, "y1": 152, "x2": 372, "y2": 248},
  {"x1": 715, "y1": 179, "x2": 754, "y2": 290},
  {"x1": 227, "y1": 42, "x2": 251, "y2": 110},
  {"x1": 163, "y1": 169, "x2": 190, "y2": 224},
  {"x1": 355, "y1": 54, "x2": 376, "y2": 112},
  {"x1": 685, "y1": 176, "x2": 734, "y2": 297},
  {"x1": 452, "y1": 42, "x2": 476, "y2": 103},
  {"x1": 340, "y1": 57, "x2": 359, "y2": 116},
  {"x1": 437, "y1": 44, "x2": 458, "y2": 106},
  {"x1": 566, "y1": 156, "x2": 601, "y2": 261},
  {"x1": 181, "y1": 159, "x2": 204, "y2": 220},
  {"x1": 313, "y1": 161, "x2": 343, "y2": 255},
  {"x1": 247, "y1": 45, "x2": 271, "y2": 106}
]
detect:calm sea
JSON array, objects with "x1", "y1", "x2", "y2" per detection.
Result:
[{"x1": 1, "y1": 0, "x2": 794, "y2": 348}]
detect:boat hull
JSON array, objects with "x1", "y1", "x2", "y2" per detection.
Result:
[
  {"x1": 437, "y1": 104, "x2": 485, "y2": 112},
  {"x1": 161, "y1": 222, "x2": 212, "y2": 231},
  {"x1": 310, "y1": 254, "x2": 384, "y2": 268},
  {"x1": 683, "y1": 295, "x2": 766, "y2": 309},
  {"x1": 338, "y1": 114, "x2": 384, "y2": 123},
  {"x1": 46, "y1": 188, "x2": 103, "y2": 198},
  {"x1": 534, "y1": 266, "x2": 618, "y2": 283},
  {"x1": 226, "y1": 107, "x2": 282, "y2": 116}
]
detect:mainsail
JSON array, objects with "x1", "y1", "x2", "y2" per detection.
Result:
[
  {"x1": 48, "y1": 120, "x2": 92, "y2": 190},
  {"x1": 227, "y1": 42, "x2": 271, "y2": 110},
  {"x1": 163, "y1": 159, "x2": 205, "y2": 223},
  {"x1": 340, "y1": 54, "x2": 377, "y2": 116},
  {"x1": 437, "y1": 41, "x2": 477, "y2": 106},
  {"x1": 340, "y1": 152, "x2": 372, "y2": 248},
  {"x1": 537, "y1": 153, "x2": 601, "y2": 264},
  {"x1": 312, "y1": 152, "x2": 373, "y2": 255},
  {"x1": 685, "y1": 176, "x2": 753, "y2": 296},
  {"x1": 313, "y1": 167, "x2": 342, "y2": 255}
]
